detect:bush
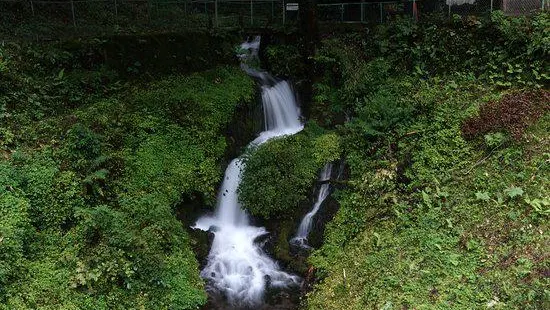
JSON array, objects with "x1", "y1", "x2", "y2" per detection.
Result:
[
  {"x1": 462, "y1": 90, "x2": 550, "y2": 141},
  {"x1": 366, "y1": 12, "x2": 550, "y2": 87},
  {"x1": 134, "y1": 66, "x2": 254, "y2": 142},
  {"x1": 346, "y1": 78, "x2": 415, "y2": 139},
  {"x1": 265, "y1": 44, "x2": 305, "y2": 78},
  {"x1": 239, "y1": 129, "x2": 341, "y2": 219},
  {"x1": 125, "y1": 126, "x2": 221, "y2": 201},
  {"x1": 0, "y1": 64, "x2": 253, "y2": 309},
  {"x1": 312, "y1": 38, "x2": 392, "y2": 125},
  {"x1": 0, "y1": 192, "x2": 32, "y2": 293}
]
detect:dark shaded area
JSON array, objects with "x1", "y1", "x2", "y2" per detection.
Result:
[
  {"x1": 102, "y1": 31, "x2": 241, "y2": 77},
  {"x1": 202, "y1": 288, "x2": 300, "y2": 310},
  {"x1": 223, "y1": 89, "x2": 264, "y2": 160}
]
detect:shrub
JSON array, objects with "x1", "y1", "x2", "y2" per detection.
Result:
[
  {"x1": 134, "y1": 66, "x2": 254, "y2": 141},
  {"x1": 124, "y1": 126, "x2": 221, "y2": 201},
  {"x1": 366, "y1": 12, "x2": 550, "y2": 86},
  {"x1": 462, "y1": 90, "x2": 550, "y2": 141},
  {"x1": 348, "y1": 79, "x2": 415, "y2": 138},
  {"x1": 63, "y1": 123, "x2": 102, "y2": 163},
  {"x1": 265, "y1": 44, "x2": 305, "y2": 78},
  {"x1": 0, "y1": 192, "x2": 32, "y2": 292},
  {"x1": 239, "y1": 129, "x2": 341, "y2": 219}
]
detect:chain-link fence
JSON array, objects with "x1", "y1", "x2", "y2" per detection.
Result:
[
  {"x1": 318, "y1": 1, "x2": 419, "y2": 24},
  {"x1": 182, "y1": 0, "x2": 284, "y2": 27},
  {"x1": 447, "y1": 0, "x2": 548, "y2": 16},
  {"x1": 316, "y1": 0, "x2": 548, "y2": 24},
  {"x1": 0, "y1": 0, "x2": 285, "y2": 27},
  {"x1": 1, "y1": 0, "x2": 548, "y2": 40},
  {"x1": 7, "y1": 0, "x2": 263, "y2": 41},
  {"x1": 0, "y1": 0, "x2": 286, "y2": 40}
]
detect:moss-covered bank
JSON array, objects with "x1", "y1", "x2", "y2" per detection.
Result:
[{"x1": 1, "y1": 30, "x2": 257, "y2": 308}]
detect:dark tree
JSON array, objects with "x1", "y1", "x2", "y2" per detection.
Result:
[{"x1": 298, "y1": 0, "x2": 319, "y2": 118}]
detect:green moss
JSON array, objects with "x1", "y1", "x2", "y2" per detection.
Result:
[
  {"x1": 0, "y1": 192, "x2": 32, "y2": 291},
  {"x1": 238, "y1": 127, "x2": 341, "y2": 219},
  {"x1": 0, "y1": 65, "x2": 255, "y2": 309},
  {"x1": 265, "y1": 44, "x2": 306, "y2": 78}
]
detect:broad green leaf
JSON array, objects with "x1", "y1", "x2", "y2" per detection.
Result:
[
  {"x1": 475, "y1": 191, "x2": 490, "y2": 201},
  {"x1": 448, "y1": 254, "x2": 460, "y2": 266},
  {"x1": 504, "y1": 187, "x2": 524, "y2": 198}
]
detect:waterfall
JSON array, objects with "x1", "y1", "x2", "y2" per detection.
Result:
[
  {"x1": 290, "y1": 163, "x2": 333, "y2": 249},
  {"x1": 193, "y1": 36, "x2": 303, "y2": 307}
]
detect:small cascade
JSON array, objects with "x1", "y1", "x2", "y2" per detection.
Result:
[
  {"x1": 193, "y1": 36, "x2": 303, "y2": 308},
  {"x1": 290, "y1": 163, "x2": 334, "y2": 249}
]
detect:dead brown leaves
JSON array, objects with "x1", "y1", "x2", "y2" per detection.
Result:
[{"x1": 462, "y1": 90, "x2": 550, "y2": 141}]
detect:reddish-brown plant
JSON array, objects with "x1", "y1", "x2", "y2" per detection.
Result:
[{"x1": 462, "y1": 90, "x2": 549, "y2": 141}]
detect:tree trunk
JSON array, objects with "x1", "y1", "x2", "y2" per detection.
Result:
[{"x1": 298, "y1": 0, "x2": 318, "y2": 118}]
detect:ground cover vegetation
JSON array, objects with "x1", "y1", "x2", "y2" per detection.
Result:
[
  {"x1": 305, "y1": 13, "x2": 550, "y2": 309},
  {"x1": 0, "y1": 38, "x2": 254, "y2": 309},
  {"x1": 1, "y1": 7, "x2": 549, "y2": 310},
  {"x1": 239, "y1": 11, "x2": 549, "y2": 309},
  {"x1": 239, "y1": 128, "x2": 341, "y2": 219},
  {"x1": 0, "y1": 2, "x2": 219, "y2": 41}
]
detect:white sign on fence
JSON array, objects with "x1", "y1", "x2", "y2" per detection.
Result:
[{"x1": 286, "y1": 3, "x2": 299, "y2": 11}]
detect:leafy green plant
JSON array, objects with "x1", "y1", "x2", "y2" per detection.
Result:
[
  {"x1": 239, "y1": 129, "x2": 341, "y2": 218},
  {"x1": 265, "y1": 44, "x2": 305, "y2": 78},
  {"x1": 307, "y1": 42, "x2": 549, "y2": 309},
  {"x1": 483, "y1": 132, "x2": 507, "y2": 149},
  {"x1": 475, "y1": 191, "x2": 491, "y2": 202},
  {"x1": 504, "y1": 186, "x2": 524, "y2": 199},
  {"x1": 0, "y1": 192, "x2": 32, "y2": 291},
  {"x1": 0, "y1": 45, "x2": 10, "y2": 73},
  {"x1": 524, "y1": 197, "x2": 550, "y2": 217}
]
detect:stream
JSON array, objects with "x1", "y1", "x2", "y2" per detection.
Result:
[{"x1": 193, "y1": 36, "x2": 304, "y2": 309}]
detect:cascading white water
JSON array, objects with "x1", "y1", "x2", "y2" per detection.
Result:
[
  {"x1": 290, "y1": 163, "x2": 333, "y2": 248},
  {"x1": 253, "y1": 81, "x2": 303, "y2": 145},
  {"x1": 193, "y1": 36, "x2": 303, "y2": 307}
]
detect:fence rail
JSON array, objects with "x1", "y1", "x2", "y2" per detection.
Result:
[
  {"x1": 447, "y1": 0, "x2": 547, "y2": 16},
  {"x1": 1, "y1": 0, "x2": 547, "y2": 39},
  {"x1": 318, "y1": 1, "x2": 420, "y2": 24}
]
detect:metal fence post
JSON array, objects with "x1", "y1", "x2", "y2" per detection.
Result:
[
  {"x1": 283, "y1": 0, "x2": 286, "y2": 25},
  {"x1": 361, "y1": 1, "x2": 364, "y2": 23},
  {"x1": 379, "y1": 2, "x2": 383, "y2": 23},
  {"x1": 340, "y1": 4, "x2": 344, "y2": 22},
  {"x1": 71, "y1": 0, "x2": 76, "y2": 27},
  {"x1": 448, "y1": 2, "x2": 451, "y2": 18},
  {"x1": 215, "y1": 0, "x2": 218, "y2": 27},
  {"x1": 30, "y1": 0, "x2": 35, "y2": 16},
  {"x1": 114, "y1": 0, "x2": 118, "y2": 17},
  {"x1": 490, "y1": 0, "x2": 493, "y2": 12},
  {"x1": 250, "y1": 0, "x2": 253, "y2": 25}
]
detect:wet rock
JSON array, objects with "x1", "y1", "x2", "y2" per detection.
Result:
[
  {"x1": 188, "y1": 228, "x2": 211, "y2": 266},
  {"x1": 306, "y1": 195, "x2": 339, "y2": 249}
]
